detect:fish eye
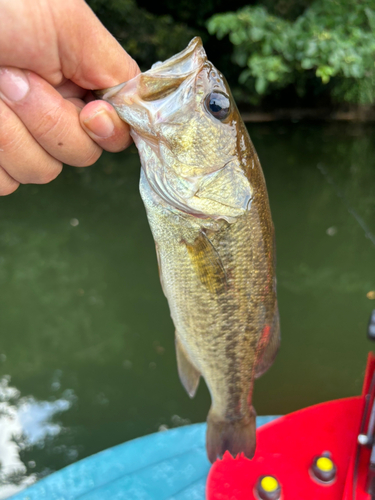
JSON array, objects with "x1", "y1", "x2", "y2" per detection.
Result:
[{"x1": 205, "y1": 92, "x2": 231, "y2": 121}]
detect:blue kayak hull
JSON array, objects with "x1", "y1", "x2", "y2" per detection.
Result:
[{"x1": 10, "y1": 417, "x2": 279, "y2": 500}]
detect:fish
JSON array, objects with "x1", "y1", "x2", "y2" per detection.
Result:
[{"x1": 95, "y1": 37, "x2": 280, "y2": 463}]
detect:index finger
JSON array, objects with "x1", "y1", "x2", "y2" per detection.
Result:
[
  {"x1": 0, "y1": 68, "x2": 102, "y2": 167},
  {"x1": 54, "y1": 0, "x2": 141, "y2": 89},
  {"x1": 0, "y1": 0, "x2": 140, "y2": 89}
]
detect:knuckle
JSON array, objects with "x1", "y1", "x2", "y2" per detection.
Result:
[
  {"x1": 36, "y1": 162, "x2": 63, "y2": 184},
  {"x1": 0, "y1": 183, "x2": 19, "y2": 196},
  {"x1": 74, "y1": 146, "x2": 102, "y2": 167},
  {"x1": 32, "y1": 105, "x2": 69, "y2": 142},
  {"x1": 0, "y1": 173, "x2": 19, "y2": 196},
  {"x1": 0, "y1": 119, "x2": 26, "y2": 154}
]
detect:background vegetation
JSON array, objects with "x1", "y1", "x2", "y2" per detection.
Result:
[{"x1": 87, "y1": 0, "x2": 375, "y2": 112}]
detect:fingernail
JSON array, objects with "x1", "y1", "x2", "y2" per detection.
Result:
[
  {"x1": 84, "y1": 110, "x2": 115, "y2": 139},
  {"x1": 0, "y1": 68, "x2": 29, "y2": 102}
]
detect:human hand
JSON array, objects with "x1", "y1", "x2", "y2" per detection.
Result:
[{"x1": 0, "y1": 0, "x2": 140, "y2": 195}]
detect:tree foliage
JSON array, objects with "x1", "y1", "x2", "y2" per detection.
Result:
[{"x1": 207, "y1": 0, "x2": 375, "y2": 105}]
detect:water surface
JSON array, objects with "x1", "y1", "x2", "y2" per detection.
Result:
[{"x1": 0, "y1": 123, "x2": 374, "y2": 496}]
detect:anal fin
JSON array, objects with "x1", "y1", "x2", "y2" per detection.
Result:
[{"x1": 175, "y1": 336, "x2": 200, "y2": 398}]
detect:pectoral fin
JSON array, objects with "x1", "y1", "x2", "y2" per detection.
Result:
[
  {"x1": 175, "y1": 336, "x2": 200, "y2": 398},
  {"x1": 183, "y1": 231, "x2": 227, "y2": 295},
  {"x1": 154, "y1": 242, "x2": 166, "y2": 296}
]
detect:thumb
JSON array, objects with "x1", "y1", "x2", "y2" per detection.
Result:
[{"x1": 54, "y1": 0, "x2": 140, "y2": 89}]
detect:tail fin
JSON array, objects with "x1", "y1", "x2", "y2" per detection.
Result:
[{"x1": 206, "y1": 407, "x2": 257, "y2": 463}]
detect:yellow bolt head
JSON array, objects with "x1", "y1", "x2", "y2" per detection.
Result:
[
  {"x1": 260, "y1": 476, "x2": 279, "y2": 492},
  {"x1": 316, "y1": 457, "x2": 334, "y2": 472}
]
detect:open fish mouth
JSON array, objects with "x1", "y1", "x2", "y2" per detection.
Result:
[{"x1": 93, "y1": 37, "x2": 207, "y2": 104}]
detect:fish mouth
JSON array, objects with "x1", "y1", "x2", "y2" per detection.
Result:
[
  {"x1": 93, "y1": 37, "x2": 207, "y2": 104},
  {"x1": 92, "y1": 82, "x2": 127, "y2": 100},
  {"x1": 147, "y1": 36, "x2": 206, "y2": 77}
]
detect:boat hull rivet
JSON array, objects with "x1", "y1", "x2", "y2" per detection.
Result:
[
  {"x1": 311, "y1": 454, "x2": 336, "y2": 483},
  {"x1": 256, "y1": 475, "x2": 281, "y2": 500}
]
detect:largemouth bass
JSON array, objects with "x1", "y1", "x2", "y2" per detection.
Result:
[{"x1": 97, "y1": 37, "x2": 280, "y2": 463}]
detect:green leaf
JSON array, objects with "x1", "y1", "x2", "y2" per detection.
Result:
[
  {"x1": 301, "y1": 58, "x2": 314, "y2": 69},
  {"x1": 316, "y1": 65, "x2": 335, "y2": 84},
  {"x1": 207, "y1": 0, "x2": 375, "y2": 104},
  {"x1": 255, "y1": 77, "x2": 267, "y2": 94}
]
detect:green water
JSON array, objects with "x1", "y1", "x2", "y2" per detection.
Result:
[{"x1": 0, "y1": 123, "x2": 374, "y2": 495}]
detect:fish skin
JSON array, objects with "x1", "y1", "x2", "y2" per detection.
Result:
[{"x1": 98, "y1": 37, "x2": 280, "y2": 463}]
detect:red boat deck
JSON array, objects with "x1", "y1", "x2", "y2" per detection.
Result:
[{"x1": 207, "y1": 353, "x2": 375, "y2": 500}]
